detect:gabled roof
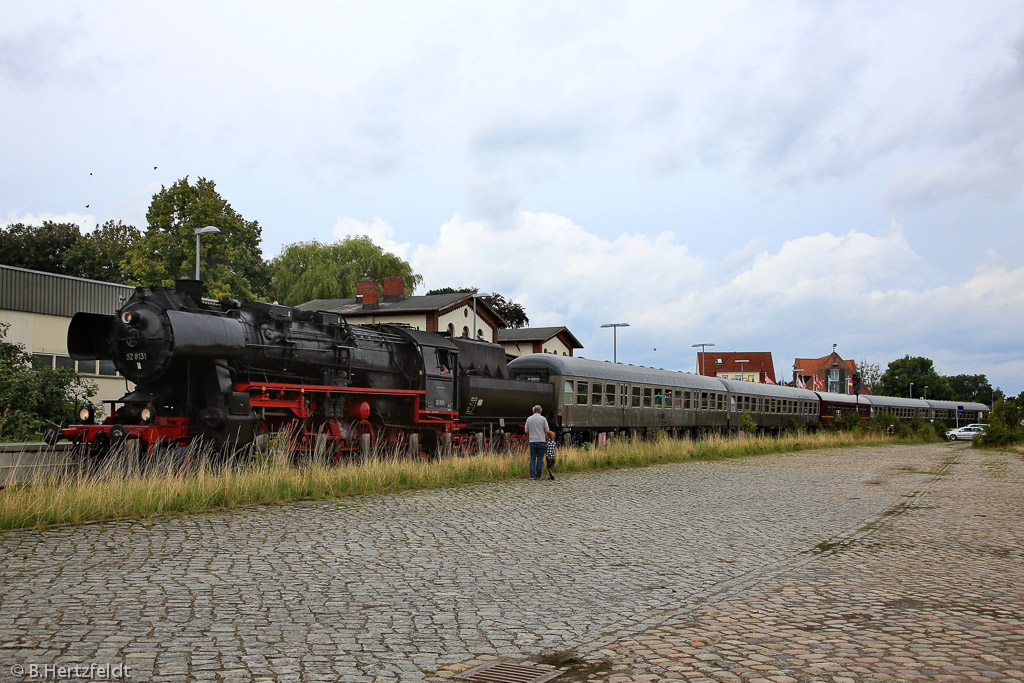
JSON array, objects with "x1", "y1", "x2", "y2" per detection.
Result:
[
  {"x1": 296, "y1": 292, "x2": 505, "y2": 325},
  {"x1": 698, "y1": 351, "x2": 775, "y2": 379},
  {"x1": 497, "y1": 326, "x2": 583, "y2": 349},
  {"x1": 794, "y1": 353, "x2": 856, "y2": 377}
]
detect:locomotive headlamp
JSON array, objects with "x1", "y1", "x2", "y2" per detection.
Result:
[
  {"x1": 121, "y1": 311, "x2": 134, "y2": 324},
  {"x1": 140, "y1": 407, "x2": 154, "y2": 423},
  {"x1": 78, "y1": 406, "x2": 95, "y2": 423}
]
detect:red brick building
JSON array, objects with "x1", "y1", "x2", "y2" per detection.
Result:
[
  {"x1": 793, "y1": 351, "x2": 861, "y2": 394},
  {"x1": 696, "y1": 351, "x2": 776, "y2": 383}
]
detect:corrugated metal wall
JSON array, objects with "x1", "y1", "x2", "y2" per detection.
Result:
[{"x1": 0, "y1": 265, "x2": 136, "y2": 317}]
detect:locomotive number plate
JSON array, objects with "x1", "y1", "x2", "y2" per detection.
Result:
[{"x1": 125, "y1": 352, "x2": 148, "y2": 361}]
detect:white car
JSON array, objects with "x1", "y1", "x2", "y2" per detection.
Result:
[{"x1": 946, "y1": 426, "x2": 985, "y2": 441}]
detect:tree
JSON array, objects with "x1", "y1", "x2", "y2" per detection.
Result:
[
  {"x1": 855, "y1": 359, "x2": 882, "y2": 394},
  {"x1": 0, "y1": 324, "x2": 96, "y2": 441},
  {"x1": 0, "y1": 221, "x2": 82, "y2": 274},
  {"x1": 946, "y1": 374, "x2": 995, "y2": 406},
  {"x1": 876, "y1": 355, "x2": 952, "y2": 400},
  {"x1": 122, "y1": 177, "x2": 270, "y2": 300},
  {"x1": 270, "y1": 237, "x2": 422, "y2": 306},
  {"x1": 64, "y1": 220, "x2": 141, "y2": 282},
  {"x1": 424, "y1": 287, "x2": 530, "y2": 328}
]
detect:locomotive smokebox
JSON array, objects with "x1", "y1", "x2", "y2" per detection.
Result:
[{"x1": 68, "y1": 312, "x2": 116, "y2": 360}]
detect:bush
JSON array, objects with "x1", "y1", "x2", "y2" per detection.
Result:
[
  {"x1": 0, "y1": 323, "x2": 97, "y2": 441},
  {"x1": 975, "y1": 397, "x2": 1023, "y2": 448},
  {"x1": 837, "y1": 413, "x2": 864, "y2": 433},
  {"x1": 738, "y1": 412, "x2": 757, "y2": 435}
]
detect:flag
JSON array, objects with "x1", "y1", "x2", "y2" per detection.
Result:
[
  {"x1": 765, "y1": 375, "x2": 775, "y2": 385},
  {"x1": 796, "y1": 376, "x2": 806, "y2": 389},
  {"x1": 815, "y1": 376, "x2": 825, "y2": 390}
]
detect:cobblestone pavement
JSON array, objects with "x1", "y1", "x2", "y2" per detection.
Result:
[{"x1": 0, "y1": 443, "x2": 1020, "y2": 682}]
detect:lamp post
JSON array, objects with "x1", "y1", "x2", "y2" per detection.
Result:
[
  {"x1": 194, "y1": 226, "x2": 221, "y2": 281},
  {"x1": 909, "y1": 382, "x2": 914, "y2": 399},
  {"x1": 793, "y1": 365, "x2": 804, "y2": 387},
  {"x1": 601, "y1": 323, "x2": 630, "y2": 363},
  {"x1": 735, "y1": 359, "x2": 750, "y2": 382},
  {"x1": 923, "y1": 385, "x2": 929, "y2": 400},
  {"x1": 691, "y1": 342, "x2": 715, "y2": 376},
  {"x1": 472, "y1": 291, "x2": 493, "y2": 341}
]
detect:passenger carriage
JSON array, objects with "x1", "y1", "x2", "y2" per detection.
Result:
[
  {"x1": 508, "y1": 354, "x2": 730, "y2": 440},
  {"x1": 719, "y1": 379, "x2": 820, "y2": 432}
]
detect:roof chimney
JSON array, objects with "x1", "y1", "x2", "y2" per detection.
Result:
[
  {"x1": 382, "y1": 277, "x2": 405, "y2": 302},
  {"x1": 356, "y1": 280, "x2": 379, "y2": 308}
]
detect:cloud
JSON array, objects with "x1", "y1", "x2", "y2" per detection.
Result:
[
  {"x1": 4, "y1": 211, "x2": 96, "y2": 232},
  {"x1": 397, "y1": 210, "x2": 1023, "y2": 389},
  {"x1": 332, "y1": 216, "x2": 412, "y2": 260}
]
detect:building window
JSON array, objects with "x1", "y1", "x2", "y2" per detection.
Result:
[
  {"x1": 55, "y1": 356, "x2": 75, "y2": 370},
  {"x1": 447, "y1": 323, "x2": 455, "y2": 337},
  {"x1": 31, "y1": 354, "x2": 53, "y2": 370},
  {"x1": 462, "y1": 326, "x2": 469, "y2": 338},
  {"x1": 77, "y1": 360, "x2": 97, "y2": 375},
  {"x1": 98, "y1": 360, "x2": 117, "y2": 376}
]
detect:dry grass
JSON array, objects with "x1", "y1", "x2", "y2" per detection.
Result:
[{"x1": 0, "y1": 430, "x2": 909, "y2": 531}]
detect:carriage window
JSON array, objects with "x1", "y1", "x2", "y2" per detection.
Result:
[
  {"x1": 643, "y1": 387, "x2": 652, "y2": 408},
  {"x1": 564, "y1": 380, "x2": 574, "y2": 405},
  {"x1": 700, "y1": 392, "x2": 708, "y2": 410},
  {"x1": 591, "y1": 383, "x2": 602, "y2": 406},
  {"x1": 620, "y1": 384, "x2": 628, "y2": 407},
  {"x1": 632, "y1": 386, "x2": 642, "y2": 408},
  {"x1": 684, "y1": 390, "x2": 692, "y2": 410},
  {"x1": 606, "y1": 384, "x2": 615, "y2": 406},
  {"x1": 665, "y1": 389, "x2": 675, "y2": 409},
  {"x1": 653, "y1": 389, "x2": 663, "y2": 408},
  {"x1": 718, "y1": 394, "x2": 725, "y2": 411},
  {"x1": 577, "y1": 381, "x2": 589, "y2": 405}
]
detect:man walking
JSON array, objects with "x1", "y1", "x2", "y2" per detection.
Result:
[{"x1": 525, "y1": 405, "x2": 549, "y2": 480}]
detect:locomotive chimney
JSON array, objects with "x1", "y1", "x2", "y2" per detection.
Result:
[
  {"x1": 356, "y1": 280, "x2": 379, "y2": 308},
  {"x1": 382, "y1": 277, "x2": 405, "y2": 302}
]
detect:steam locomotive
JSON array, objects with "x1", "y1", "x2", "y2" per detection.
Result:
[
  {"x1": 47, "y1": 280, "x2": 990, "y2": 461},
  {"x1": 46, "y1": 280, "x2": 550, "y2": 460}
]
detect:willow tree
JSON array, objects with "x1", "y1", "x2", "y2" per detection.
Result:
[{"x1": 269, "y1": 236, "x2": 421, "y2": 306}]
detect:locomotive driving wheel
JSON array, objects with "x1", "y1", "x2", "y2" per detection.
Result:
[{"x1": 350, "y1": 419, "x2": 377, "y2": 461}]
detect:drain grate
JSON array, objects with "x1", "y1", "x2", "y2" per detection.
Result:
[{"x1": 455, "y1": 661, "x2": 563, "y2": 683}]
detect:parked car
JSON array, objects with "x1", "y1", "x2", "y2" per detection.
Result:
[
  {"x1": 965, "y1": 423, "x2": 990, "y2": 430},
  {"x1": 946, "y1": 426, "x2": 985, "y2": 441}
]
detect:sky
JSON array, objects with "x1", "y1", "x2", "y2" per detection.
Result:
[{"x1": 2, "y1": 1, "x2": 1023, "y2": 395}]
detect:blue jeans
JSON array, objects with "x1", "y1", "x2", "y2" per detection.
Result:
[{"x1": 529, "y1": 442, "x2": 545, "y2": 479}]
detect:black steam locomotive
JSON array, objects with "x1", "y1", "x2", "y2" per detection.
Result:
[{"x1": 48, "y1": 280, "x2": 551, "y2": 459}]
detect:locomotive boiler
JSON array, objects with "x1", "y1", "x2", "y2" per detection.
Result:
[{"x1": 49, "y1": 280, "x2": 552, "y2": 459}]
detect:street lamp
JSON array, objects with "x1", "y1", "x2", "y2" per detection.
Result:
[
  {"x1": 909, "y1": 382, "x2": 914, "y2": 399},
  {"x1": 735, "y1": 359, "x2": 750, "y2": 382},
  {"x1": 471, "y1": 291, "x2": 493, "y2": 341},
  {"x1": 601, "y1": 323, "x2": 630, "y2": 363},
  {"x1": 691, "y1": 342, "x2": 715, "y2": 376},
  {"x1": 194, "y1": 226, "x2": 220, "y2": 280},
  {"x1": 923, "y1": 385, "x2": 929, "y2": 399}
]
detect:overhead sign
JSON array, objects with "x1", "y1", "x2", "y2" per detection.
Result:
[{"x1": 957, "y1": 405, "x2": 965, "y2": 416}]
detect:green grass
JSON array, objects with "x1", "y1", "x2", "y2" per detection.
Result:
[{"x1": 0, "y1": 430, "x2": 918, "y2": 531}]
